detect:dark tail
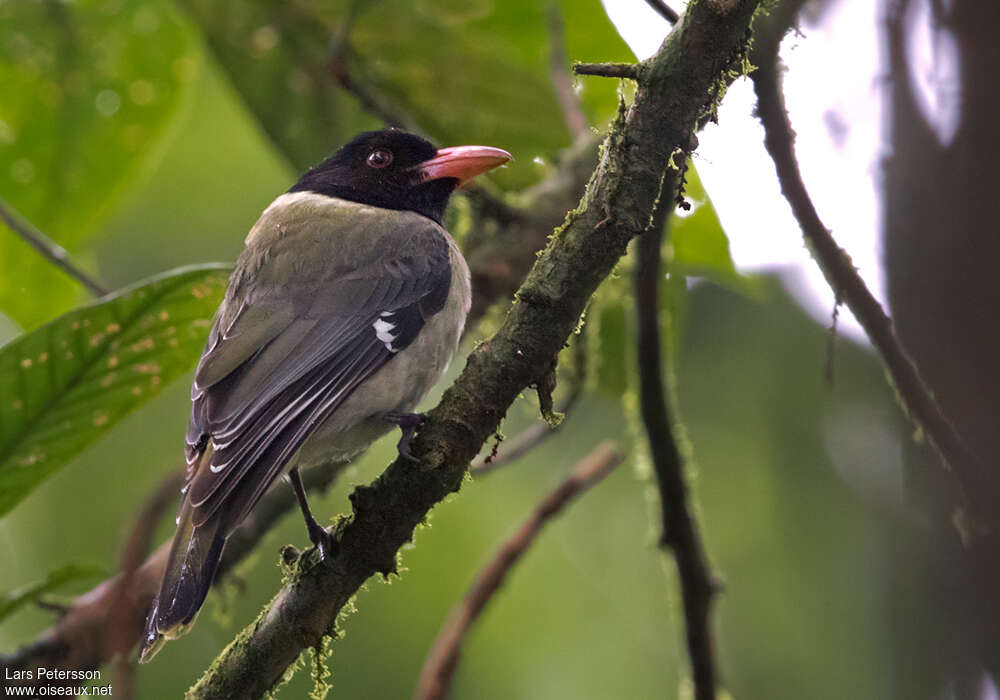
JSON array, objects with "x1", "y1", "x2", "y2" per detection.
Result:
[{"x1": 138, "y1": 497, "x2": 229, "y2": 663}]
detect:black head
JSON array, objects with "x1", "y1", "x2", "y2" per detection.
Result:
[{"x1": 290, "y1": 129, "x2": 511, "y2": 224}]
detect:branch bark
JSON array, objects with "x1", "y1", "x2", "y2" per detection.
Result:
[
  {"x1": 645, "y1": 0, "x2": 680, "y2": 25},
  {"x1": 187, "y1": 3, "x2": 761, "y2": 697},
  {"x1": 414, "y1": 442, "x2": 623, "y2": 700},
  {"x1": 636, "y1": 176, "x2": 719, "y2": 700},
  {"x1": 750, "y1": 16, "x2": 995, "y2": 528},
  {"x1": 573, "y1": 62, "x2": 640, "y2": 80}
]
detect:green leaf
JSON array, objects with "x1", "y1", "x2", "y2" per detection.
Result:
[
  {"x1": 0, "y1": 563, "x2": 107, "y2": 623},
  {"x1": 667, "y1": 165, "x2": 757, "y2": 295},
  {"x1": 0, "y1": 0, "x2": 198, "y2": 329},
  {"x1": 177, "y1": 0, "x2": 632, "y2": 187},
  {"x1": 0, "y1": 264, "x2": 229, "y2": 518}
]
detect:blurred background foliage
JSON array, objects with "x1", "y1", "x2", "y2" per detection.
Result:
[{"x1": 0, "y1": 0, "x2": 963, "y2": 698}]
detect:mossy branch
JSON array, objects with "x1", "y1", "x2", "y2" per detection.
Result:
[
  {"x1": 636, "y1": 173, "x2": 720, "y2": 700},
  {"x1": 188, "y1": 2, "x2": 762, "y2": 697}
]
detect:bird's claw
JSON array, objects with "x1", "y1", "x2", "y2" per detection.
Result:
[
  {"x1": 385, "y1": 412, "x2": 426, "y2": 462},
  {"x1": 307, "y1": 520, "x2": 339, "y2": 566}
]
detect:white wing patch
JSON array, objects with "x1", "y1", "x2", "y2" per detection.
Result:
[{"x1": 373, "y1": 316, "x2": 399, "y2": 352}]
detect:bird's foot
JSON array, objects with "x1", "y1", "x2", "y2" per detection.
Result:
[
  {"x1": 385, "y1": 412, "x2": 427, "y2": 462},
  {"x1": 286, "y1": 467, "x2": 338, "y2": 566},
  {"x1": 306, "y1": 518, "x2": 339, "y2": 566}
]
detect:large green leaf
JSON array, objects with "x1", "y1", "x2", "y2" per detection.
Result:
[
  {"x1": 0, "y1": 264, "x2": 229, "y2": 518},
  {"x1": 0, "y1": 0, "x2": 198, "y2": 328},
  {"x1": 177, "y1": 0, "x2": 632, "y2": 187},
  {"x1": 667, "y1": 165, "x2": 756, "y2": 295},
  {"x1": 0, "y1": 563, "x2": 106, "y2": 623}
]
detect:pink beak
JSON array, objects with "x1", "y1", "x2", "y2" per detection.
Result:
[{"x1": 413, "y1": 145, "x2": 512, "y2": 186}]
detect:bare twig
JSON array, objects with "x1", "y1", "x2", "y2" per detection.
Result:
[
  {"x1": 111, "y1": 471, "x2": 184, "y2": 700},
  {"x1": 0, "y1": 197, "x2": 109, "y2": 297},
  {"x1": 547, "y1": 4, "x2": 588, "y2": 138},
  {"x1": 635, "y1": 175, "x2": 719, "y2": 700},
  {"x1": 414, "y1": 442, "x2": 623, "y2": 700},
  {"x1": 573, "y1": 62, "x2": 640, "y2": 80},
  {"x1": 750, "y1": 32, "x2": 994, "y2": 525},
  {"x1": 645, "y1": 0, "x2": 680, "y2": 24},
  {"x1": 328, "y1": 44, "x2": 420, "y2": 132}
]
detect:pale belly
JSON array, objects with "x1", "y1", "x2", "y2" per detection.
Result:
[{"x1": 294, "y1": 259, "x2": 468, "y2": 470}]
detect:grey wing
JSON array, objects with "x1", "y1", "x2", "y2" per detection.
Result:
[{"x1": 183, "y1": 227, "x2": 452, "y2": 530}]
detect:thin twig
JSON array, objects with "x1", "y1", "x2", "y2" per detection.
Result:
[
  {"x1": 635, "y1": 174, "x2": 719, "y2": 700},
  {"x1": 328, "y1": 46, "x2": 419, "y2": 132},
  {"x1": 573, "y1": 62, "x2": 640, "y2": 80},
  {"x1": 645, "y1": 0, "x2": 680, "y2": 24},
  {"x1": 750, "y1": 40, "x2": 994, "y2": 525},
  {"x1": 414, "y1": 442, "x2": 623, "y2": 700},
  {"x1": 0, "y1": 197, "x2": 109, "y2": 297},
  {"x1": 327, "y1": 13, "x2": 421, "y2": 134},
  {"x1": 547, "y1": 4, "x2": 588, "y2": 138},
  {"x1": 110, "y1": 471, "x2": 184, "y2": 700}
]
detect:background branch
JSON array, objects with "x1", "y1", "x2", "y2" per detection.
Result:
[
  {"x1": 327, "y1": 42, "x2": 421, "y2": 133},
  {"x1": 415, "y1": 441, "x2": 623, "y2": 700},
  {"x1": 750, "y1": 26, "x2": 995, "y2": 527},
  {"x1": 635, "y1": 177, "x2": 719, "y2": 700},
  {"x1": 0, "y1": 460, "x2": 349, "y2": 695},
  {"x1": 0, "y1": 197, "x2": 109, "y2": 297},
  {"x1": 111, "y1": 471, "x2": 185, "y2": 700},
  {"x1": 547, "y1": 4, "x2": 588, "y2": 139},
  {"x1": 187, "y1": 2, "x2": 760, "y2": 696},
  {"x1": 644, "y1": 0, "x2": 680, "y2": 25}
]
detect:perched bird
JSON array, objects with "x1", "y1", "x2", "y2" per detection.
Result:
[{"x1": 139, "y1": 129, "x2": 511, "y2": 661}]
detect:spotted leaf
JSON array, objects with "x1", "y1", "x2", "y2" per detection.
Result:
[{"x1": 0, "y1": 264, "x2": 229, "y2": 518}]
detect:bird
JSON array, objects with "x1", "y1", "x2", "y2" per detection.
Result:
[{"x1": 139, "y1": 129, "x2": 511, "y2": 662}]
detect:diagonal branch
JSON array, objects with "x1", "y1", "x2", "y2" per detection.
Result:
[
  {"x1": 0, "y1": 197, "x2": 109, "y2": 297},
  {"x1": 111, "y1": 470, "x2": 185, "y2": 700},
  {"x1": 187, "y1": 2, "x2": 761, "y2": 697},
  {"x1": 635, "y1": 175, "x2": 719, "y2": 700},
  {"x1": 645, "y1": 0, "x2": 680, "y2": 25},
  {"x1": 415, "y1": 441, "x2": 623, "y2": 700},
  {"x1": 750, "y1": 21, "x2": 995, "y2": 527}
]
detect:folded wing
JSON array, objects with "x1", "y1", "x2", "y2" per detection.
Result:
[{"x1": 184, "y1": 210, "x2": 453, "y2": 531}]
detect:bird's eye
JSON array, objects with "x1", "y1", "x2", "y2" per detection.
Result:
[{"x1": 367, "y1": 149, "x2": 393, "y2": 168}]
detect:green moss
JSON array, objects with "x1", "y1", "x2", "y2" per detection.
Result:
[
  {"x1": 308, "y1": 636, "x2": 334, "y2": 700},
  {"x1": 277, "y1": 545, "x2": 302, "y2": 587}
]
